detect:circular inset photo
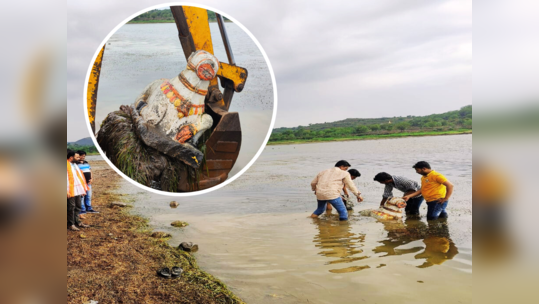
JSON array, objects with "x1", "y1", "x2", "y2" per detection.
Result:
[{"x1": 84, "y1": 4, "x2": 276, "y2": 195}]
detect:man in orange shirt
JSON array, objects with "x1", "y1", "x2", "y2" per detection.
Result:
[{"x1": 404, "y1": 161, "x2": 454, "y2": 221}]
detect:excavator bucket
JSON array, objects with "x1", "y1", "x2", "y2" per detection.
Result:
[{"x1": 87, "y1": 6, "x2": 248, "y2": 192}]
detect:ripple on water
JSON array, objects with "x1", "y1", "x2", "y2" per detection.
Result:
[{"x1": 124, "y1": 135, "x2": 473, "y2": 304}]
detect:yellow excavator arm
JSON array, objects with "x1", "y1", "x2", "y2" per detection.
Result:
[{"x1": 86, "y1": 6, "x2": 248, "y2": 192}]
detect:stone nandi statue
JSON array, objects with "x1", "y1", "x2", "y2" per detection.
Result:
[
  {"x1": 135, "y1": 50, "x2": 218, "y2": 145},
  {"x1": 97, "y1": 50, "x2": 221, "y2": 190},
  {"x1": 359, "y1": 197, "x2": 408, "y2": 220}
]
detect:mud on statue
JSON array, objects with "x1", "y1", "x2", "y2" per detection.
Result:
[{"x1": 97, "y1": 50, "x2": 220, "y2": 192}]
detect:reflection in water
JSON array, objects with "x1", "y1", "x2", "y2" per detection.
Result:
[
  {"x1": 313, "y1": 217, "x2": 459, "y2": 273},
  {"x1": 128, "y1": 135, "x2": 471, "y2": 303},
  {"x1": 312, "y1": 216, "x2": 370, "y2": 273},
  {"x1": 375, "y1": 218, "x2": 459, "y2": 268},
  {"x1": 416, "y1": 220, "x2": 459, "y2": 268},
  {"x1": 373, "y1": 219, "x2": 428, "y2": 257}
]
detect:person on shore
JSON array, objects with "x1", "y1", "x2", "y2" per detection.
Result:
[
  {"x1": 374, "y1": 172, "x2": 424, "y2": 216},
  {"x1": 311, "y1": 161, "x2": 364, "y2": 221},
  {"x1": 403, "y1": 161, "x2": 454, "y2": 221},
  {"x1": 67, "y1": 150, "x2": 90, "y2": 231},
  {"x1": 76, "y1": 150, "x2": 99, "y2": 215}
]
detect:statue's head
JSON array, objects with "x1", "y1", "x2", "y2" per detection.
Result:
[
  {"x1": 187, "y1": 50, "x2": 220, "y2": 81},
  {"x1": 386, "y1": 197, "x2": 407, "y2": 210}
]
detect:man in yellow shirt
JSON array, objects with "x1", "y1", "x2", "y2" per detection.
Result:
[{"x1": 404, "y1": 161, "x2": 454, "y2": 220}]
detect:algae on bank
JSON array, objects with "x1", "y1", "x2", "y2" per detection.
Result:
[{"x1": 67, "y1": 163, "x2": 245, "y2": 304}]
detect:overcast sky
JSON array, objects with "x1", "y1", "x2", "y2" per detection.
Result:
[{"x1": 67, "y1": 0, "x2": 472, "y2": 141}]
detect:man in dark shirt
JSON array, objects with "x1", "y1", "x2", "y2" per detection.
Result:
[{"x1": 374, "y1": 172, "x2": 424, "y2": 216}]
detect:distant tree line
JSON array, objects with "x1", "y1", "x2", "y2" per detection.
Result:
[
  {"x1": 129, "y1": 9, "x2": 229, "y2": 23},
  {"x1": 270, "y1": 105, "x2": 472, "y2": 142},
  {"x1": 67, "y1": 144, "x2": 98, "y2": 154}
]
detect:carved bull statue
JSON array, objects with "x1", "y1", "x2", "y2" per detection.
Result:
[
  {"x1": 359, "y1": 197, "x2": 408, "y2": 220},
  {"x1": 135, "y1": 50, "x2": 218, "y2": 146},
  {"x1": 97, "y1": 50, "x2": 222, "y2": 191}
]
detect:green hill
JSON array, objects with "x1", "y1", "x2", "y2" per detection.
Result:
[
  {"x1": 128, "y1": 9, "x2": 230, "y2": 24},
  {"x1": 67, "y1": 137, "x2": 99, "y2": 155},
  {"x1": 270, "y1": 105, "x2": 472, "y2": 143},
  {"x1": 68, "y1": 137, "x2": 94, "y2": 146}
]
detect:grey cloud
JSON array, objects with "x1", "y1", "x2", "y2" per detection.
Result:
[
  {"x1": 68, "y1": 0, "x2": 471, "y2": 139},
  {"x1": 67, "y1": 1, "x2": 156, "y2": 141}
]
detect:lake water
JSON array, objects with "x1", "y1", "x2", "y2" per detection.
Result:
[
  {"x1": 96, "y1": 23, "x2": 274, "y2": 178},
  {"x1": 121, "y1": 134, "x2": 472, "y2": 304},
  {"x1": 85, "y1": 155, "x2": 103, "y2": 162}
]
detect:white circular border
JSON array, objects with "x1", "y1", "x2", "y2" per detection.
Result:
[{"x1": 83, "y1": 2, "x2": 278, "y2": 197}]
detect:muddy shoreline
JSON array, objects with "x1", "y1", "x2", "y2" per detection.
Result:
[{"x1": 67, "y1": 161, "x2": 244, "y2": 304}]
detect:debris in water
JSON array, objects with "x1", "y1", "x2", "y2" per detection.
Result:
[
  {"x1": 178, "y1": 242, "x2": 199, "y2": 252},
  {"x1": 171, "y1": 221, "x2": 189, "y2": 228},
  {"x1": 151, "y1": 232, "x2": 172, "y2": 238}
]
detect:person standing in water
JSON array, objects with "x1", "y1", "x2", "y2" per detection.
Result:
[
  {"x1": 327, "y1": 169, "x2": 362, "y2": 212},
  {"x1": 311, "y1": 161, "x2": 364, "y2": 221},
  {"x1": 404, "y1": 161, "x2": 454, "y2": 221}
]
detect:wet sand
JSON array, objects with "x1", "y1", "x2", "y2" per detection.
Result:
[{"x1": 122, "y1": 134, "x2": 472, "y2": 304}]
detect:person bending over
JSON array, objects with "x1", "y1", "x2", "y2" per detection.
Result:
[
  {"x1": 374, "y1": 172, "x2": 423, "y2": 216},
  {"x1": 311, "y1": 161, "x2": 364, "y2": 221},
  {"x1": 338, "y1": 169, "x2": 362, "y2": 211}
]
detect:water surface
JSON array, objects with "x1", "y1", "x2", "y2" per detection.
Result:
[{"x1": 122, "y1": 135, "x2": 472, "y2": 303}]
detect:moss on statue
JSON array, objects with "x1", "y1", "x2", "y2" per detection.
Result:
[{"x1": 97, "y1": 105, "x2": 203, "y2": 192}]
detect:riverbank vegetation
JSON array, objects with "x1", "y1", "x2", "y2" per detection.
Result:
[
  {"x1": 269, "y1": 105, "x2": 472, "y2": 144},
  {"x1": 128, "y1": 9, "x2": 230, "y2": 24},
  {"x1": 67, "y1": 143, "x2": 99, "y2": 155},
  {"x1": 268, "y1": 129, "x2": 471, "y2": 145},
  {"x1": 67, "y1": 163, "x2": 244, "y2": 303}
]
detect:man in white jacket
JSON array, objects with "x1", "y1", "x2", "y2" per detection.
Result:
[
  {"x1": 311, "y1": 161, "x2": 364, "y2": 221},
  {"x1": 67, "y1": 150, "x2": 89, "y2": 231}
]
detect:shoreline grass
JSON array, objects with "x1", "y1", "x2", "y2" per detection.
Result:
[
  {"x1": 267, "y1": 129, "x2": 472, "y2": 146},
  {"x1": 67, "y1": 163, "x2": 244, "y2": 304}
]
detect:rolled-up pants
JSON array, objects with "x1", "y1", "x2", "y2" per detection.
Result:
[
  {"x1": 405, "y1": 196, "x2": 425, "y2": 215},
  {"x1": 313, "y1": 197, "x2": 349, "y2": 221},
  {"x1": 67, "y1": 196, "x2": 82, "y2": 227},
  {"x1": 426, "y1": 200, "x2": 449, "y2": 221}
]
